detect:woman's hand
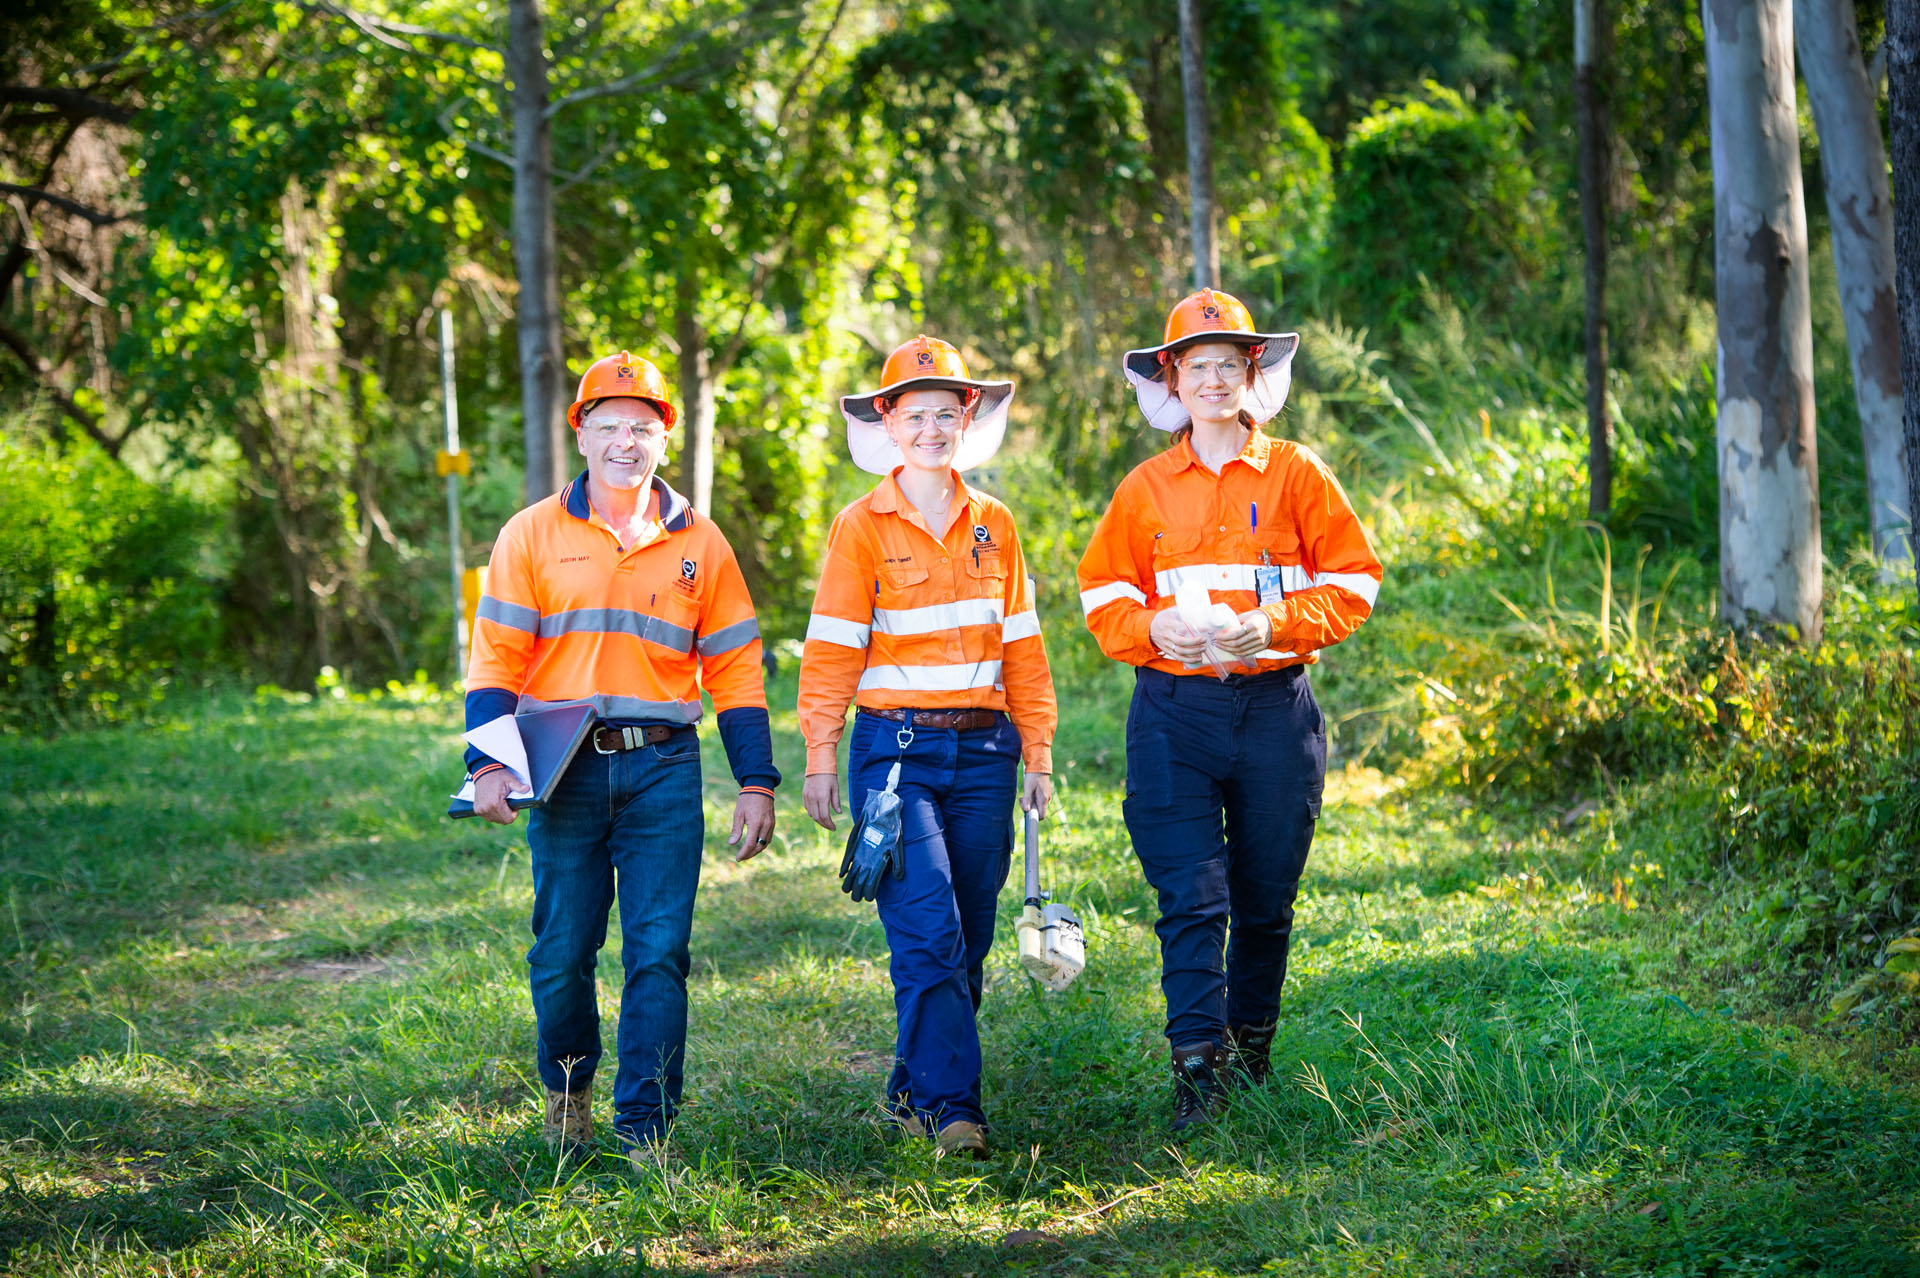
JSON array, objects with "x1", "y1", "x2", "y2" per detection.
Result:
[
  {"x1": 802, "y1": 772, "x2": 842, "y2": 831},
  {"x1": 1021, "y1": 771, "x2": 1053, "y2": 819},
  {"x1": 1214, "y1": 609, "x2": 1274, "y2": 659},
  {"x1": 1149, "y1": 609, "x2": 1207, "y2": 664}
]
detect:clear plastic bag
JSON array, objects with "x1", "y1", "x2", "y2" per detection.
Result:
[
  {"x1": 1173, "y1": 581, "x2": 1257, "y2": 680},
  {"x1": 841, "y1": 762, "x2": 905, "y2": 901}
]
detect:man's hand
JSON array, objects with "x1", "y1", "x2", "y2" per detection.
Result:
[
  {"x1": 1149, "y1": 608, "x2": 1207, "y2": 664},
  {"x1": 729, "y1": 789, "x2": 776, "y2": 862},
  {"x1": 473, "y1": 768, "x2": 522, "y2": 825},
  {"x1": 802, "y1": 772, "x2": 842, "y2": 831},
  {"x1": 1214, "y1": 609, "x2": 1274, "y2": 659},
  {"x1": 1021, "y1": 771, "x2": 1053, "y2": 819}
]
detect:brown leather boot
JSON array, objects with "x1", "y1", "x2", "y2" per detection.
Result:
[
  {"x1": 935, "y1": 1120, "x2": 989, "y2": 1160},
  {"x1": 543, "y1": 1084, "x2": 593, "y2": 1154},
  {"x1": 1171, "y1": 1042, "x2": 1228, "y2": 1132},
  {"x1": 1225, "y1": 1021, "x2": 1278, "y2": 1088}
]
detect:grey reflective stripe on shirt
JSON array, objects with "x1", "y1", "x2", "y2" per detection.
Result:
[
  {"x1": 516, "y1": 693, "x2": 703, "y2": 724},
  {"x1": 696, "y1": 616, "x2": 760, "y2": 656},
  {"x1": 476, "y1": 595, "x2": 540, "y2": 634},
  {"x1": 538, "y1": 607, "x2": 695, "y2": 654}
]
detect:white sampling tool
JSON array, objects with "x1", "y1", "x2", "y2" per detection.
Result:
[{"x1": 1015, "y1": 807, "x2": 1086, "y2": 991}]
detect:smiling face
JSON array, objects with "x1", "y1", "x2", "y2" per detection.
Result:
[
  {"x1": 1169, "y1": 340, "x2": 1257, "y2": 430},
  {"x1": 576, "y1": 396, "x2": 669, "y2": 493},
  {"x1": 882, "y1": 388, "x2": 971, "y2": 477}
]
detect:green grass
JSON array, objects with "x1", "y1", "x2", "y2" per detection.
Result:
[{"x1": 2, "y1": 669, "x2": 1917, "y2": 1276}]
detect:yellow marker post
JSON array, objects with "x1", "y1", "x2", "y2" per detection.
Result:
[{"x1": 439, "y1": 307, "x2": 469, "y2": 678}]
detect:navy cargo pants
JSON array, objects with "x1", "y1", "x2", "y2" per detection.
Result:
[
  {"x1": 1123, "y1": 665, "x2": 1326, "y2": 1049},
  {"x1": 847, "y1": 709, "x2": 1020, "y2": 1132}
]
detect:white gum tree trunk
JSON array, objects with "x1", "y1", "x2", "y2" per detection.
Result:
[
  {"x1": 1796, "y1": 0, "x2": 1911, "y2": 569},
  {"x1": 1705, "y1": 0, "x2": 1824, "y2": 641},
  {"x1": 1892, "y1": 0, "x2": 1920, "y2": 615}
]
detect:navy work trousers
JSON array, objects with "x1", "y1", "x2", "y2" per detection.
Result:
[
  {"x1": 1123, "y1": 665, "x2": 1326, "y2": 1048},
  {"x1": 847, "y1": 709, "x2": 1020, "y2": 1131}
]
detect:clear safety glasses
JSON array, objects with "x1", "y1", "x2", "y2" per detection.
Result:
[
  {"x1": 892, "y1": 409, "x2": 965, "y2": 430},
  {"x1": 1175, "y1": 356, "x2": 1252, "y2": 382},
  {"x1": 584, "y1": 419, "x2": 665, "y2": 442}
]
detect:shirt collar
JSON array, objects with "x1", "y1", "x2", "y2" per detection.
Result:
[
  {"x1": 561, "y1": 473, "x2": 694, "y2": 533},
  {"x1": 1170, "y1": 427, "x2": 1273, "y2": 475}
]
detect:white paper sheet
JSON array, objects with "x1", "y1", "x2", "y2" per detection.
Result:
[{"x1": 451, "y1": 714, "x2": 535, "y2": 801}]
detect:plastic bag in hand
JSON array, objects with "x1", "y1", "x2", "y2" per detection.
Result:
[
  {"x1": 840, "y1": 762, "x2": 906, "y2": 901},
  {"x1": 1173, "y1": 581, "x2": 1256, "y2": 679}
]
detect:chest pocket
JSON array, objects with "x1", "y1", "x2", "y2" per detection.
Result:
[
  {"x1": 878, "y1": 560, "x2": 929, "y2": 608},
  {"x1": 1252, "y1": 522, "x2": 1302, "y2": 566},
  {"x1": 649, "y1": 586, "x2": 699, "y2": 655},
  {"x1": 964, "y1": 545, "x2": 1006, "y2": 584}
]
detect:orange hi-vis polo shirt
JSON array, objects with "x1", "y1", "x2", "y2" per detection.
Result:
[
  {"x1": 798, "y1": 471, "x2": 1058, "y2": 776},
  {"x1": 1077, "y1": 429, "x2": 1382, "y2": 675},
  {"x1": 465, "y1": 473, "x2": 776, "y2": 791}
]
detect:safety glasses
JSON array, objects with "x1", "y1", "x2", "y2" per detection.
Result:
[{"x1": 1175, "y1": 356, "x2": 1251, "y2": 382}]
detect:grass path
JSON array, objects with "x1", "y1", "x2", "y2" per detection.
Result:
[{"x1": 1, "y1": 680, "x2": 1916, "y2": 1275}]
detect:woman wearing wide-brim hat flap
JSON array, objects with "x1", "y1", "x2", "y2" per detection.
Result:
[
  {"x1": 1077, "y1": 289, "x2": 1383, "y2": 1132},
  {"x1": 798, "y1": 334, "x2": 1057, "y2": 1161}
]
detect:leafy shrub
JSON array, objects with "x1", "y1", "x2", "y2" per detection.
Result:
[
  {"x1": 0, "y1": 436, "x2": 220, "y2": 729},
  {"x1": 1329, "y1": 82, "x2": 1557, "y2": 330}
]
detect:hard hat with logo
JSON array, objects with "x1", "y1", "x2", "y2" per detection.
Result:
[
  {"x1": 839, "y1": 334, "x2": 1015, "y2": 475},
  {"x1": 1122, "y1": 288, "x2": 1299, "y2": 432},
  {"x1": 567, "y1": 349, "x2": 677, "y2": 431}
]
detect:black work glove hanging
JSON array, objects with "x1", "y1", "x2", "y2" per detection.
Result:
[{"x1": 840, "y1": 761, "x2": 906, "y2": 902}]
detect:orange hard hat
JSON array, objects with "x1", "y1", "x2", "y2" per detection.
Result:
[
  {"x1": 567, "y1": 350, "x2": 676, "y2": 431},
  {"x1": 873, "y1": 335, "x2": 983, "y2": 409},
  {"x1": 1156, "y1": 289, "x2": 1266, "y2": 363}
]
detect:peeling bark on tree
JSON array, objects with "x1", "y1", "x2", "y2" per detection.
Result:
[
  {"x1": 1705, "y1": 0, "x2": 1824, "y2": 642},
  {"x1": 507, "y1": 0, "x2": 570, "y2": 503},
  {"x1": 1890, "y1": 0, "x2": 1920, "y2": 610},
  {"x1": 1797, "y1": 0, "x2": 1911, "y2": 570}
]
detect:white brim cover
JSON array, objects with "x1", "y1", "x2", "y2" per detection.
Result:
[
  {"x1": 1122, "y1": 331, "x2": 1300, "y2": 432},
  {"x1": 840, "y1": 376, "x2": 1015, "y2": 475}
]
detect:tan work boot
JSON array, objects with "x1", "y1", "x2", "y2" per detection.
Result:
[
  {"x1": 935, "y1": 1120, "x2": 989, "y2": 1160},
  {"x1": 543, "y1": 1085, "x2": 593, "y2": 1154}
]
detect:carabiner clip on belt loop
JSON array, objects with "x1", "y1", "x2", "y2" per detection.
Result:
[{"x1": 895, "y1": 708, "x2": 915, "y2": 753}]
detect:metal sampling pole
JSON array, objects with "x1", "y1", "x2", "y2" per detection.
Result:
[{"x1": 438, "y1": 306, "x2": 469, "y2": 679}]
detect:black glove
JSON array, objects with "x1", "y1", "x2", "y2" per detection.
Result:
[{"x1": 840, "y1": 788, "x2": 905, "y2": 902}]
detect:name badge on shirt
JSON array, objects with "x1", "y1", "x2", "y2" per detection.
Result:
[{"x1": 1255, "y1": 563, "x2": 1286, "y2": 607}]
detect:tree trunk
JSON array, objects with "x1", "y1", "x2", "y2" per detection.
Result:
[
  {"x1": 1576, "y1": 0, "x2": 1614, "y2": 519},
  {"x1": 1704, "y1": 0, "x2": 1823, "y2": 642},
  {"x1": 675, "y1": 268, "x2": 717, "y2": 512},
  {"x1": 507, "y1": 0, "x2": 570, "y2": 503},
  {"x1": 1177, "y1": 0, "x2": 1218, "y2": 291},
  {"x1": 1887, "y1": 0, "x2": 1920, "y2": 604},
  {"x1": 1797, "y1": 0, "x2": 1911, "y2": 570}
]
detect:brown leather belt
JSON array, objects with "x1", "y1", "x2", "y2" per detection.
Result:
[
  {"x1": 862, "y1": 707, "x2": 999, "y2": 732},
  {"x1": 592, "y1": 723, "x2": 682, "y2": 754}
]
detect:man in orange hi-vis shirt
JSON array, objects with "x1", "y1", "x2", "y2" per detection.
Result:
[
  {"x1": 1078, "y1": 290, "x2": 1382, "y2": 1134},
  {"x1": 798, "y1": 335, "x2": 1056, "y2": 1160},
  {"x1": 464, "y1": 350, "x2": 777, "y2": 1167}
]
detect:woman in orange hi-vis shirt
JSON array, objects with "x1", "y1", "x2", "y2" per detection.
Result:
[
  {"x1": 799, "y1": 335, "x2": 1057, "y2": 1160},
  {"x1": 1077, "y1": 290, "x2": 1382, "y2": 1134}
]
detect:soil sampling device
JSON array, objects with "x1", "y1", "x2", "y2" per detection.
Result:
[{"x1": 1015, "y1": 807, "x2": 1085, "y2": 991}]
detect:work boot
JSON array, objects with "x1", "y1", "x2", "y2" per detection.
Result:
[
  {"x1": 935, "y1": 1120, "x2": 989, "y2": 1160},
  {"x1": 1225, "y1": 1021, "x2": 1278, "y2": 1088},
  {"x1": 1170, "y1": 1042, "x2": 1228, "y2": 1133},
  {"x1": 543, "y1": 1084, "x2": 593, "y2": 1155}
]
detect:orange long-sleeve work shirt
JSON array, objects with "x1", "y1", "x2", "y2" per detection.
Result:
[
  {"x1": 798, "y1": 472, "x2": 1058, "y2": 776},
  {"x1": 1077, "y1": 429, "x2": 1382, "y2": 674}
]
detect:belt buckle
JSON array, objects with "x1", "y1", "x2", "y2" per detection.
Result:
[{"x1": 593, "y1": 727, "x2": 618, "y2": 755}]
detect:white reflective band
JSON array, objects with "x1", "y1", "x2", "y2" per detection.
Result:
[
  {"x1": 1254, "y1": 649, "x2": 1298, "y2": 660},
  {"x1": 856, "y1": 661, "x2": 1004, "y2": 693},
  {"x1": 1283, "y1": 565, "x2": 1314, "y2": 593},
  {"x1": 1001, "y1": 610, "x2": 1042, "y2": 642},
  {"x1": 1155, "y1": 563, "x2": 1259, "y2": 595},
  {"x1": 806, "y1": 613, "x2": 871, "y2": 649},
  {"x1": 872, "y1": 597, "x2": 1004, "y2": 636},
  {"x1": 1314, "y1": 571, "x2": 1381, "y2": 607},
  {"x1": 1079, "y1": 580, "x2": 1148, "y2": 616}
]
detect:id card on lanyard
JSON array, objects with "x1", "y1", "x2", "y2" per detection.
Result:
[{"x1": 1255, "y1": 549, "x2": 1286, "y2": 607}]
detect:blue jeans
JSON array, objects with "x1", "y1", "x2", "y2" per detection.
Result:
[
  {"x1": 1123, "y1": 666, "x2": 1325, "y2": 1048},
  {"x1": 847, "y1": 710, "x2": 1020, "y2": 1131},
  {"x1": 524, "y1": 727, "x2": 704, "y2": 1144}
]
